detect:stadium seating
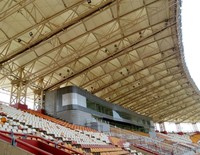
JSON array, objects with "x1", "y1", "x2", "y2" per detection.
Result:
[
  {"x1": 26, "y1": 109, "x2": 96, "y2": 132},
  {"x1": 1, "y1": 102, "x2": 199, "y2": 155},
  {"x1": 110, "y1": 126, "x2": 199, "y2": 154},
  {"x1": 167, "y1": 133, "x2": 192, "y2": 143},
  {"x1": 0, "y1": 103, "x2": 132, "y2": 155}
]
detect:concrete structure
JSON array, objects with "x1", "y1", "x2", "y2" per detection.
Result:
[{"x1": 45, "y1": 86, "x2": 153, "y2": 132}]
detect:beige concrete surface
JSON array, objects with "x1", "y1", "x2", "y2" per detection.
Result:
[{"x1": 0, "y1": 139, "x2": 33, "y2": 155}]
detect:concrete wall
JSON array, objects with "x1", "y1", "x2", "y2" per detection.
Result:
[
  {"x1": 45, "y1": 90, "x2": 57, "y2": 116},
  {"x1": 89, "y1": 122, "x2": 110, "y2": 132},
  {"x1": 62, "y1": 93, "x2": 86, "y2": 107},
  {"x1": 0, "y1": 139, "x2": 33, "y2": 155},
  {"x1": 57, "y1": 109, "x2": 92, "y2": 126}
]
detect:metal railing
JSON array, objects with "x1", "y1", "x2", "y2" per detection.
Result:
[{"x1": 106, "y1": 126, "x2": 191, "y2": 155}]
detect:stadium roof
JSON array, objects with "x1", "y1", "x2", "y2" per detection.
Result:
[{"x1": 0, "y1": 0, "x2": 199, "y2": 123}]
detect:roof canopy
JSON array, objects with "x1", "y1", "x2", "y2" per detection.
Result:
[{"x1": 0, "y1": 0, "x2": 199, "y2": 123}]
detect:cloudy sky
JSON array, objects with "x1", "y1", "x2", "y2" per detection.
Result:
[{"x1": 182, "y1": 0, "x2": 200, "y2": 89}]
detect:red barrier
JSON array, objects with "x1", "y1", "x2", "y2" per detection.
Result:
[
  {"x1": 36, "y1": 109, "x2": 46, "y2": 114},
  {"x1": 0, "y1": 130, "x2": 83, "y2": 155},
  {"x1": 132, "y1": 144, "x2": 159, "y2": 155},
  {"x1": 0, "y1": 132, "x2": 52, "y2": 155},
  {"x1": 11, "y1": 103, "x2": 28, "y2": 110},
  {"x1": 20, "y1": 139, "x2": 71, "y2": 155}
]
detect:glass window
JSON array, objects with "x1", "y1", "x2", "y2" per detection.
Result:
[{"x1": 86, "y1": 99, "x2": 113, "y2": 116}]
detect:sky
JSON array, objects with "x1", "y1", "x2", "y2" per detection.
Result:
[{"x1": 182, "y1": 0, "x2": 200, "y2": 89}]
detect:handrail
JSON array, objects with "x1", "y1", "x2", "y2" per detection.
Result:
[
  {"x1": 0, "y1": 130, "x2": 83, "y2": 155},
  {"x1": 108, "y1": 129, "x2": 190, "y2": 154}
]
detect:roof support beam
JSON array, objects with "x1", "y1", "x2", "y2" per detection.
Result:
[
  {"x1": 44, "y1": 22, "x2": 176, "y2": 90},
  {"x1": 150, "y1": 95, "x2": 196, "y2": 118},
  {"x1": 117, "y1": 72, "x2": 183, "y2": 106},
  {"x1": 91, "y1": 48, "x2": 177, "y2": 94},
  {"x1": 101, "y1": 65, "x2": 180, "y2": 100},
  {"x1": 0, "y1": 0, "x2": 114, "y2": 64},
  {"x1": 182, "y1": 111, "x2": 200, "y2": 123},
  {"x1": 129, "y1": 79, "x2": 187, "y2": 112},
  {"x1": 162, "y1": 104, "x2": 200, "y2": 122},
  {"x1": 119, "y1": 74, "x2": 184, "y2": 108},
  {"x1": 155, "y1": 100, "x2": 199, "y2": 121},
  {"x1": 0, "y1": 0, "x2": 35, "y2": 21},
  {"x1": 142, "y1": 89, "x2": 190, "y2": 115}
]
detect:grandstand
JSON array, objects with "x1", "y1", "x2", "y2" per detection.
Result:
[{"x1": 0, "y1": 0, "x2": 200, "y2": 154}]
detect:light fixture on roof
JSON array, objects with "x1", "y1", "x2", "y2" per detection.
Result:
[
  {"x1": 87, "y1": 0, "x2": 91, "y2": 4},
  {"x1": 114, "y1": 44, "x2": 118, "y2": 50},
  {"x1": 139, "y1": 31, "x2": 142, "y2": 38},
  {"x1": 17, "y1": 38, "x2": 22, "y2": 42},
  {"x1": 29, "y1": 32, "x2": 33, "y2": 37},
  {"x1": 165, "y1": 19, "x2": 169, "y2": 26}
]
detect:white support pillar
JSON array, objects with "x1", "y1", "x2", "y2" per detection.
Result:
[
  {"x1": 154, "y1": 123, "x2": 157, "y2": 131},
  {"x1": 154, "y1": 123, "x2": 160, "y2": 131},
  {"x1": 159, "y1": 123, "x2": 166, "y2": 132},
  {"x1": 10, "y1": 68, "x2": 27, "y2": 105},
  {"x1": 192, "y1": 123, "x2": 198, "y2": 132},
  {"x1": 176, "y1": 123, "x2": 182, "y2": 133},
  {"x1": 33, "y1": 78, "x2": 44, "y2": 110},
  {"x1": 33, "y1": 89, "x2": 44, "y2": 110}
]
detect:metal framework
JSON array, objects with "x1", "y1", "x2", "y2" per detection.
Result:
[{"x1": 0, "y1": 0, "x2": 199, "y2": 123}]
